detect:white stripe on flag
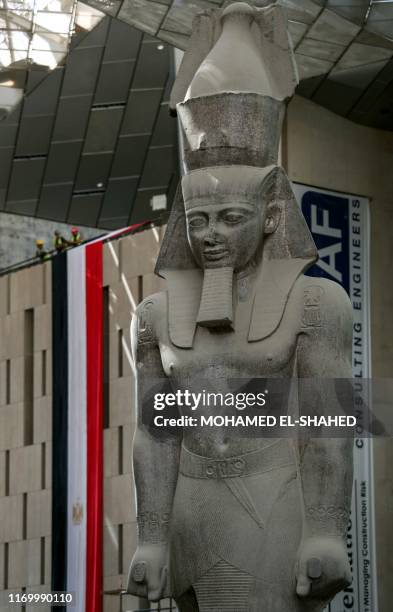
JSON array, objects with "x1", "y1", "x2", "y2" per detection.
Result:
[{"x1": 67, "y1": 247, "x2": 87, "y2": 610}]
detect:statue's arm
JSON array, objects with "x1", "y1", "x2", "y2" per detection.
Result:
[
  {"x1": 127, "y1": 296, "x2": 181, "y2": 601},
  {"x1": 295, "y1": 279, "x2": 354, "y2": 600}
]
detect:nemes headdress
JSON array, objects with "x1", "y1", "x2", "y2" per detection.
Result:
[
  {"x1": 182, "y1": 165, "x2": 273, "y2": 210},
  {"x1": 156, "y1": 1, "x2": 318, "y2": 348}
]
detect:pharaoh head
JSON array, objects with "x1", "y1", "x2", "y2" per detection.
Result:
[
  {"x1": 155, "y1": 165, "x2": 318, "y2": 342},
  {"x1": 183, "y1": 166, "x2": 281, "y2": 273}
]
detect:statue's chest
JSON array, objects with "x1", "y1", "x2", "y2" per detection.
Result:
[{"x1": 159, "y1": 322, "x2": 298, "y2": 380}]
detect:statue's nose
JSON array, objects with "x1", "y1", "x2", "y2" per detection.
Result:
[
  {"x1": 204, "y1": 235, "x2": 218, "y2": 245},
  {"x1": 204, "y1": 221, "x2": 221, "y2": 244}
]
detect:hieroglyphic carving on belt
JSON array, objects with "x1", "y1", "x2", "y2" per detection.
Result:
[{"x1": 205, "y1": 457, "x2": 246, "y2": 479}]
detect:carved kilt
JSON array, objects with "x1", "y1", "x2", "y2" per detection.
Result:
[{"x1": 169, "y1": 439, "x2": 324, "y2": 611}]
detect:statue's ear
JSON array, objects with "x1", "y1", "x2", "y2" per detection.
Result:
[
  {"x1": 264, "y1": 200, "x2": 281, "y2": 234},
  {"x1": 262, "y1": 166, "x2": 318, "y2": 261}
]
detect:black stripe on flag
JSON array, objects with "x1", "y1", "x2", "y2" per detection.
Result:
[{"x1": 51, "y1": 252, "x2": 68, "y2": 595}]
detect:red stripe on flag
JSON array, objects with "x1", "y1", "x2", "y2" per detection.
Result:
[{"x1": 85, "y1": 242, "x2": 103, "y2": 612}]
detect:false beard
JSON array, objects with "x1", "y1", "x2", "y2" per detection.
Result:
[{"x1": 196, "y1": 266, "x2": 234, "y2": 329}]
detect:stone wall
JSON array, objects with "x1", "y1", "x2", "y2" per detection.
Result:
[
  {"x1": 0, "y1": 261, "x2": 52, "y2": 609},
  {"x1": 0, "y1": 227, "x2": 167, "y2": 612}
]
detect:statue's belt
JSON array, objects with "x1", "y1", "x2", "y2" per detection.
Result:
[{"x1": 179, "y1": 440, "x2": 295, "y2": 480}]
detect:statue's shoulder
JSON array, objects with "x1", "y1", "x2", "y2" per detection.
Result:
[
  {"x1": 132, "y1": 291, "x2": 167, "y2": 345},
  {"x1": 292, "y1": 275, "x2": 353, "y2": 336}
]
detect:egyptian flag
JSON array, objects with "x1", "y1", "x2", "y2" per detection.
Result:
[{"x1": 51, "y1": 225, "x2": 146, "y2": 611}]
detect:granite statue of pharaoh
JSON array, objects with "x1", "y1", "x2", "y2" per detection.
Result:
[{"x1": 127, "y1": 3, "x2": 354, "y2": 611}]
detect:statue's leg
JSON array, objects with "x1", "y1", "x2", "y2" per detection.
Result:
[{"x1": 174, "y1": 587, "x2": 199, "y2": 612}]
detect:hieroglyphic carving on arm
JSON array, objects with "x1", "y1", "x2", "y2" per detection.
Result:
[
  {"x1": 137, "y1": 300, "x2": 156, "y2": 344},
  {"x1": 306, "y1": 505, "x2": 350, "y2": 535},
  {"x1": 301, "y1": 285, "x2": 324, "y2": 328},
  {"x1": 137, "y1": 511, "x2": 171, "y2": 544}
]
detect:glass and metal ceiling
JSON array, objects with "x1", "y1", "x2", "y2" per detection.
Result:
[
  {"x1": 2, "y1": 0, "x2": 393, "y2": 126},
  {"x1": 0, "y1": 14, "x2": 178, "y2": 228},
  {"x1": 0, "y1": 0, "x2": 391, "y2": 230},
  {"x1": 80, "y1": 0, "x2": 393, "y2": 128},
  {"x1": 0, "y1": 0, "x2": 103, "y2": 114},
  {"x1": 81, "y1": 0, "x2": 393, "y2": 79},
  {"x1": 0, "y1": 0, "x2": 104, "y2": 69}
]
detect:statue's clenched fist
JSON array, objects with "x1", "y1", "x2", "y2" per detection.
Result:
[
  {"x1": 127, "y1": 543, "x2": 170, "y2": 602},
  {"x1": 295, "y1": 536, "x2": 352, "y2": 599}
]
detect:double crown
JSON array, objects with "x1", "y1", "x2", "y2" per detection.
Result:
[{"x1": 170, "y1": 1, "x2": 299, "y2": 173}]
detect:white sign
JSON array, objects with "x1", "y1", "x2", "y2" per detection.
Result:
[{"x1": 292, "y1": 183, "x2": 377, "y2": 612}]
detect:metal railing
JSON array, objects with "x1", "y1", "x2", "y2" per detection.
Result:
[
  {"x1": 0, "y1": 219, "x2": 162, "y2": 277},
  {"x1": 103, "y1": 589, "x2": 177, "y2": 612}
]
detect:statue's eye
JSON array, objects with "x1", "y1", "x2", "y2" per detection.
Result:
[
  {"x1": 188, "y1": 215, "x2": 207, "y2": 229},
  {"x1": 222, "y1": 212, "x2": 247, "y2": 224}
]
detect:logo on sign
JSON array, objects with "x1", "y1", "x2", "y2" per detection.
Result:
[{"x1": 301, "y1": 192, "x2": 350, "y2": 293}]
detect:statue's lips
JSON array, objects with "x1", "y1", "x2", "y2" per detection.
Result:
[{"x1": 203, "y1": 247, "x2": 228, "y2": 261}]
